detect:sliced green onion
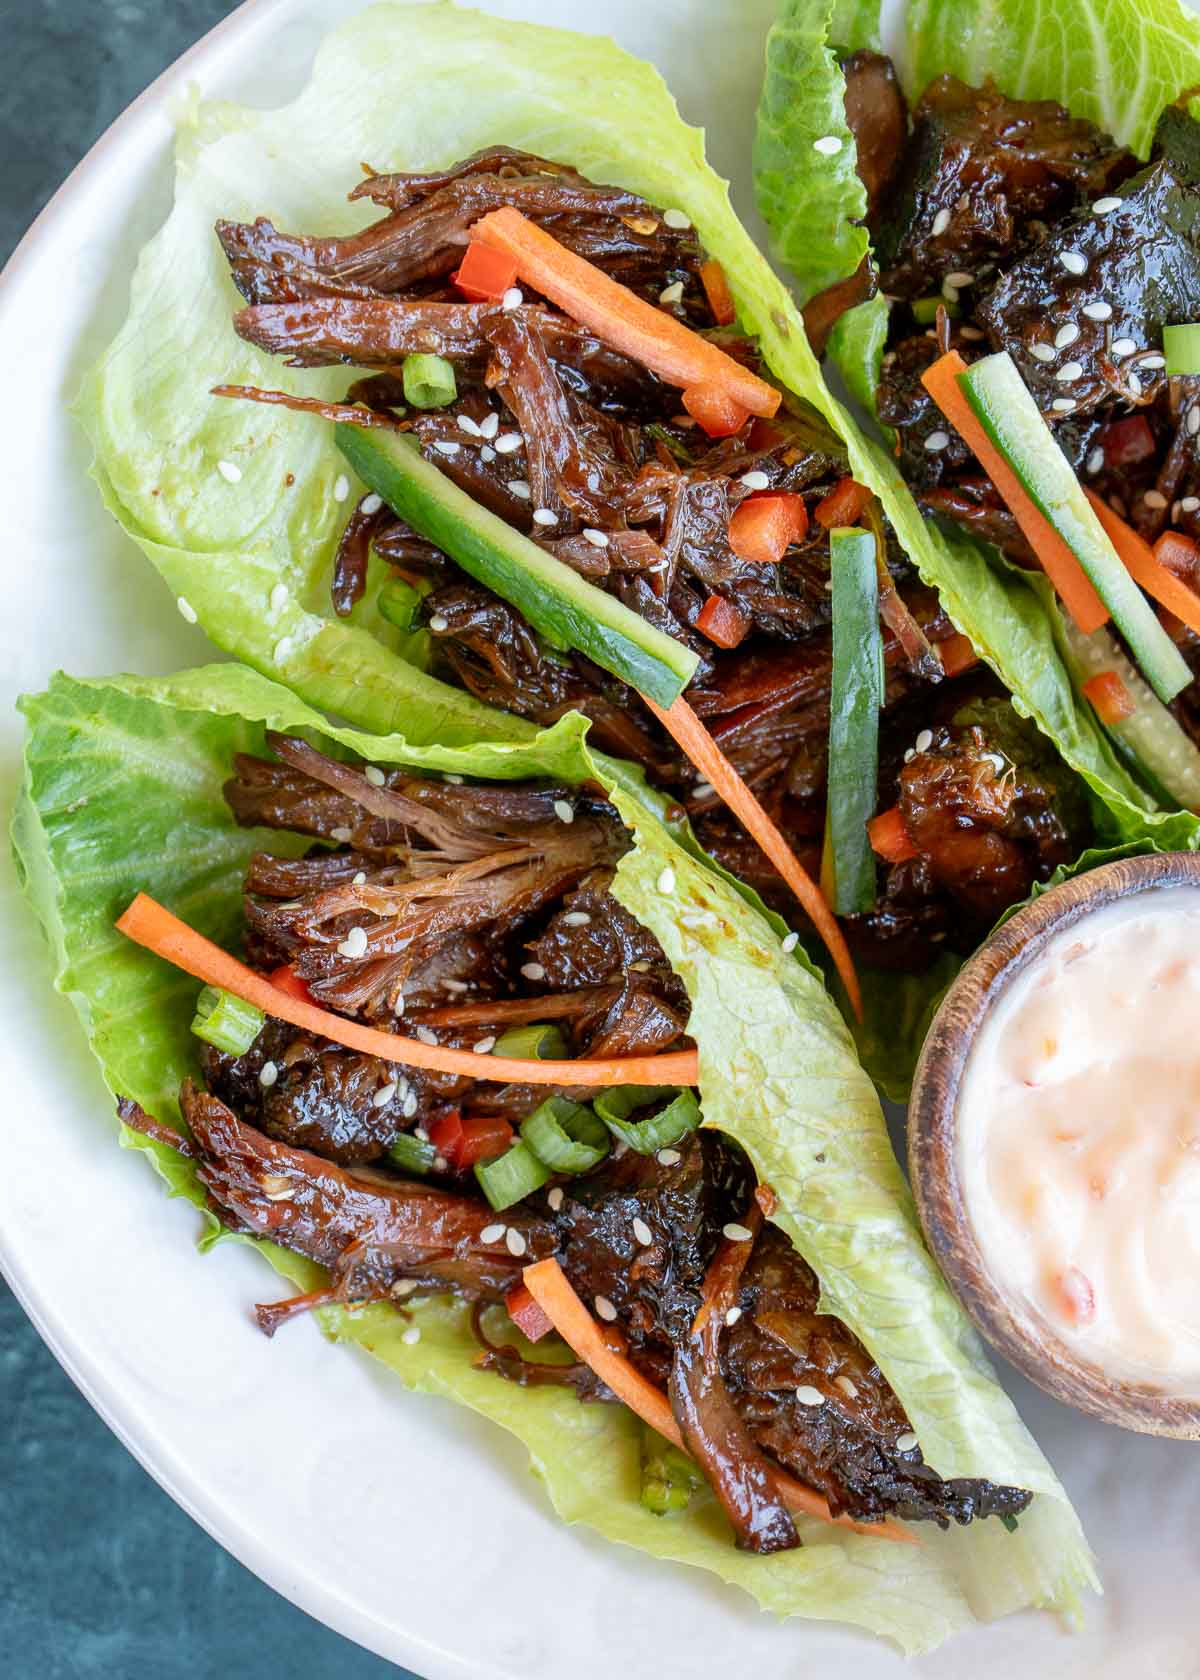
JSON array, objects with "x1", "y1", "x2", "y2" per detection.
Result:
[
  {"x1": 377, "y1": 576, "x2": 429, "y2": 633},
  {"x1": 594, "y1": 1085, "x2": 701, "y2": 1154},
  {"x1": 826, "y1": 527, "x2": 883, "y2": 915},
  {"x1": 387, "y1": 1132, "x2": 437, "y2": 1175},
  {"x1": 520, "y1": 1096, "x2": 610, "y2": 1174},
  {"x1": 474, "y1": 1140, "x2": 551, "y2": 1211},
  {"x1": 191, "y1": 985, "x2": 265, "y2": 1056},
  {"x1": 491, "y1": 1022, "x2": 569, "y2": 1061},
  {"x1": 640, "y1": 1424, "x2": 703, "y2": 1515},
  {"x1": 912, "y1": 295, "x2": 957, "y2": 324},
  {"x1": 1164, "y1": 324, "x2": 1200, "y2": 376},
  {"x1": 402, "y1": 352, "x2": 457, "y2": 410}
]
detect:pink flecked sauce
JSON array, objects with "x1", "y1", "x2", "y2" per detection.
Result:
[{"x1": 957, "y1": 888, "x2": 1200, "y2": 1387}]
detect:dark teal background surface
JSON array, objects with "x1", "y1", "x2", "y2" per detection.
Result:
[{"x1": 3, "y1": 5, "x2": 411, "y2": 1675}]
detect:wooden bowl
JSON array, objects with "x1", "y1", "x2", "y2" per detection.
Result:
[{"x1": 909, "y1": 850, "x2": 1200, "y2": 1437}]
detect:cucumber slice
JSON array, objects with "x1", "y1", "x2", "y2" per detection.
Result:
[
  {"x1": 336, "y1": 425, "x2": 698, "y2": 707},
  {"x1": 958, "y1": 353, "x2": 1191, "y2": 704},
  {"x1": 1061, "y1": 614, "x2": 1200, "y2": 810},
  {"x1": 826, "y1": 527, "x2": 882, "y2": 915}
]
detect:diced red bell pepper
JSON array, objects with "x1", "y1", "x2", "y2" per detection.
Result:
[
  {"x1": 426, "y1": 1108, "x2": 464, "y2": 1163},
  {"x1": 1153, "y1": 528, "x2": 1200, "y2": 582},
  {"x1": 450, "y1": 1113, "x2": 515, "y2": 1169},
  {"x1": 268, "y1": 964, "x2": 315, "y2": 1006},
  {"x1": 936, "y1": 631, "x2": 979, "y2": 678},
  {"x1": 452, "y1": 241, "x2": 519, "y2": 302},
  {"x1": 699, "y1": 259, "x2": 736, "y2": 326},
  {"x1": 727, "y1": 493, "x2": 809, "y2": 565},
  {"x1": 505, "y1": 1282, "x2": 554, "y2": 1344},
  {"x1": 696, "y1": 592, "x2": 751, "y2": 649},
  {"x1": 1082, "y1": 670, "x2": 1136, "y2": 725},
  {"x1": 813, "y1": 476, "x2": 872, "y2": 530},
  {"x1": 867, "y1": 806, "x2": 919, "y2": 865},
  {"x1": 681, "y1": 383, "x2": 751, "y2": 438},
  {"x1": 1098, "y1": 415, "x2": 1156, "y2": 470}
]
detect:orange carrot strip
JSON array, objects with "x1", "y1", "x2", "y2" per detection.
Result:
[
  {"x1": 813, "y1": 477, "x2": 872, "y2": 530},
  {"x1": 115, "y1": 893, "x2": 699, "y2": 1089},
  {"x1": 867, "y1": 807, "x2": 919, "y2": 865},
  {"x1": 471, "y1": 207, "x2": 780, "y2": 417},
  {"x1": 1082, "y1": 671, "x2": 1136, "y2": 725},
  {"x1": 921, "y1": 352, "x2": 1109, "y2": 634},
  {"x1": 521, "y1": 1257, "x2": 914, "y2": 1543},
  {"x1": 699, "y1": 258, "x2": 736, "y2": 326},
  {"x1": 1083, "y1": 487, "x2": 1200, "y2": 638},
  {"x1": 642, "y1": 696, "x2": 862, "y2": 1020},
  {"x1": 682, "y1": 383, "x2": 751, "y2": 438},
  {"x1": 935, "y1": 631, "x2": 979, "y2": 678}
]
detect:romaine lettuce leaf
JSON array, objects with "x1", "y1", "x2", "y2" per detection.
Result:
[
  {"x1": 755, "y1": 0, "x2": 1200, "y2": 853},
  {"x1": 14, "y1": 662, "x2": 1094, "y2": 1644}
]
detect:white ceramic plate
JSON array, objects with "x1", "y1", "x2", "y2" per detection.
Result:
[{"x1": 4, "y1": 2, "x2": 1200, "y2": 1674}]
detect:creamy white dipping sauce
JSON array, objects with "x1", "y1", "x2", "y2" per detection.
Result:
[{"x1": 957, "y1": 888, "x2": 1200, "y2": 1389}]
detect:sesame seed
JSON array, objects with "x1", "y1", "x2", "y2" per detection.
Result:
[
  {"x1": 1055, "y1": 361, "x2": 1084, "y2": 383},
  {"x1": 353, "y1": 871, "x2": 366, "y2": 886},
  {"x1": 553, "y1": 799, "x2": 575, "y2": 823},
  {"x1": 781, "y1": 931, "x2": 799, "y2": 953},
  {"x1": 657, "y1": 1148, "x2": 682, "y2": 1166},
  {"x1": 1144, "y1": 489, "x2": 1169, "y2": 510},
  {"x1": 663, "y1": 207, "x2": 691, "y2": 228},
  {"x1": 433, "y1": 1156, "x2": 449, "y2": 1172},
  {"x1": 507, "y1": 479, "x2": 531, "y2": 499},
  {"x1": 337, "y1": 925, "x2": 369, "y2": 959},
  {"x1": 1190, "y1": 411, "x2": 1200, "y2": 438},
  {"x1": 915, "y1": 728, "x2": 933, "y2": 752},
  {"x1": 1059, "y1": 250, "x2": 1087, "y2": 276},
  {"x1": 361, "y1": 492, "x2": 383, "y2": 514},
  {"x1": 725, "y1": 1306, "x2": 742, "y2": 1327},
  {"x1": 1083, "y1": 301, "x2": 1113, "y2": 322},
  {"x1": 693, "y1": 781, "x2": 714, "y2": 800},
  {"x1": 562, "y1": 911, "x2": 591, "y2": 927},
  {"x1": 364, "y1": 765, "x2": 386, "y2": 786},
  {"x1": 269, "y1": 582, "x2": 289, "y2": 613},
  {"x1": 632, "y1": 1217, "x2": 654, "y2": 1246},
  {"x1": 1086, "y1": 447, "x2": 1105, "y2": 475},
  {"x1": 501, "y1": 286, "x2": 523, "y2": 310},
  {"x1": 331, "y1": 826, "x2": 352, "y2": 843},
  {"x1": 1112, "y1": 337, "x2": 1137, "y2": 358},
  {"x1": 456, "y1": 414, "x2": 480, "y2": 436},
  {"x1": 896, "y1": 1431, "x2": 919, "y2": 1453},
  {"x1": 1093, "y1": 196, "x2": 1122, "y2": 215},
  {"x1": 813, "y1": 135, "x2": 843, "y2": 156},
  {"x1": 1128, "y1": 373, "x2": 1144, "y2": 398},
  {"x1": 1052, "y1": 398, "x2": 1077, "y2": 413},
  {"x1": 521, "y1": 962, "x2": 546, "y2": 981},
  {"x1": 505, "y1": 1228, "x2": 527, "y2": 1257},
  {"x1": 1029, "y1": 343, "x2": 1056, "y2": 363},
  {"x1": 959, "y1": 325, "x2": 985, "y2": 341},
  {"x1": 445, "y1": 777, "x2": 465, "y2": 789},
  {"x1": 1054, "y1": 323, "x2": 1080, "y2": 349},
  {"x1": 740, "y1": 469, "x2": 770, "y2": 490},
  {"x1": 582, "y1": 527, "x2": 610, "y2": 547},
  {"x1": 835, "y1": 1375, "x2": 859, "y2": 1398},
  {"x1": 657, "y1": 866, "x2": 676, "y2": 895},
  {"x1": 217, "y1": 459, "x2": 242, "y2": 483},
  {"x1": 177, "y1": 596, "x2": 198, "y2": 623},
  {"x1": 547, "y1": 1187, "x2": 564, "y2": 1212},
  {"x1": 723, "y1": 1222, "x2": 753, "y2": 1242},
  {"x1": 941, "y1": 280, "x2": 960, "y2": 304},
  {"x1": 945, "y1": 270, "x2": 975, "y2": 287},
  {"x1": 393, "y1": 993, "x2": 406, "y2": 1015},
  {"x1": 415, "y1": 1025, "x2": 438, "y2": 1046},
  {"x1": 480, "y1": 1222, "x2": 506, "y2": 1244},
  {"x1": 1183, "y1": 495, "x2": 1200, "y2": 511},
  {"x1": 478, "y1": 412, "x2": 499, "y2": 439},
  {"x1": 402, "y1": 1091, "x2": 418, "y2": 1118},
  {"x1": 1141, "y1": 353, "x2": 1166, "y2": 371},
  {"x1": 428, "y1": 613, "x2": 449, "y2": 632},
  {"x1": 433, "y1": 440, "x2": 460, "y2": 456},
  {"x1": 273, "y1": 636, "x2": 293, "y2": 665},
  {"x1": 594, "y1": 1294, "x2": 618, "y2": 1320},
  {"x1": 473, "y1": 1036, "x2": 497, "y2": 1055},
  {"x1": 494, "y1": 432, "x2": 523, "y2": 454},
  {"x1": 903, "y1": 747, "x2": 915, "y2": 763},
  {"x1": 532, "y1": 508, "x2": 558, "y2": 526},
  {"x1": 372, "y1": 1081, "x2": 397, "y2": 1108},
  {"x1": 931, "y1": 207, "x2": 952, "y2": 237},
  {"x1": 259, "y1": 1061, "x2": 278, "y2": 1088},
  {"x1": 479, "y1": 445, "x2": 495, "y2": 462},
  {"x1": 401, "y1": 1326, "x2": 421, "y2": 1346},
  {"x1": 391, "y1": 1279, "x2": 419, "y2": 1297},
  {"x1": 794, "y1": 1384, "x2": 824, "y2": 1407},
  {"x1": 659, "y1": 281, "x2": 684, "y2": 305},
  {"x1": 924, "y1": 430, "x2": 950, "y2": 452},
  {"x1": 442, "y1": 979, "x2": 469, "y2": 994}
]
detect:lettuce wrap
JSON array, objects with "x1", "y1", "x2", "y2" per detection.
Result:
[
  {"x1": 12, "y1": 661, "x2": 1096, "y2": 1650},
  {"x1": 755, "y1": 0, "x2": 1200, "y2": 854}
]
